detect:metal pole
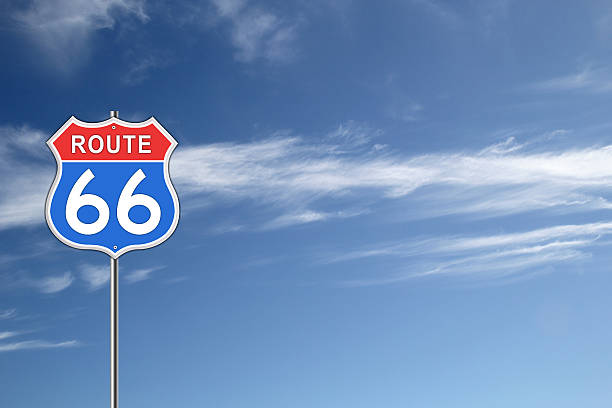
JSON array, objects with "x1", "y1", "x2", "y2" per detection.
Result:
[
  {"x1": 110, "y1": 109, "x2": 119, "y2": 408},
  {"x1": 110, "y1": 257, "x2": 118, "y2": 408}
]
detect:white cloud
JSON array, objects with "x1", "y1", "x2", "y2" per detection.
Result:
[
  {"x1": 478, "y1": 136, "x2": 524, "y2": 155},
  {"x1": 0, "y1": 240, "x2": 57, "y2": 266},
  {"x1": 326, "y1": 121, "x2": 382, "y2": 148},
  {"x1": 210, "y1": 0, "x2": 299, "y2": 63},
  {"x1": 386, "y1": 100, "x2": 423, "y2": 122},
  {"x1": 410, "y1": 0, "x2": 462, "y2": 26},
  {"x1": 0, "y1": 331, "x2": 20, "y2": 340},
  {"x1": 332, "y1": 221, "x2": 612, "y2": 263},
  {"x1": 80, "y1": 264, "x2": 110, "y2": 290},
  {"x1": 0, "y1": 125, "x2": 53, "y2": 230},
  {"x1": 0, "y1": 309, "x2": 17, "y2": 320},
  {"x1": 165, "y1": 276, "x2": 189, "y2": 284},
  {"x1": 0, "y1": 339, "x2": 79, "y2": 353},
  {"x1": 172, "y1": 131, "x2": 612, "y2": 225},
  {"x1": 336, "y1": 222, "x2": 610, "y2": 286},
  {"x1": 262, "y1": 210, "x2": 364, "y2": 230},
  {"x1": 79, "y1": 264, "x2": 164, "y2": 285},
  {"x1": 265, "y1": 210, "x2": 330, "y2": 228},
  {"x1": 474, "y1": 0, "x2": 511, "y2": 35},
  {"x1": 32, "y1": 272, "x2": 74, "y2": 294},
  {"x1": 212, "y1": 0, "x2": 247, "y2": 17},
  {"x1": 0, "y1": 325, "x2": 78, "y2": 354},
  {"x1": 0, "y1": 270, "x2": 73, "y2": 294},
  {"x1": 121, "y1": 55, "x2": 167, "y2": 85},
  {"x1": 435, "y1": 222, "x2": 612, "y2": 253},
  {"x1": 123, "y1": 267, "x2": 163, "y2": 283},
  {"x1": 12, "y1": 0, "x2": 148, "y2": 71},
  {"x1": 530, "y1": 66, "x2": 612, "y2": 93}
]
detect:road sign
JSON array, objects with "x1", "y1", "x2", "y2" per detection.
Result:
[
  {"x1": 45, "y1": 115, "x2": 180, "y2": 257},
  {"x1": 45, "y1": 111, "x2": 179, "y2": 408}
]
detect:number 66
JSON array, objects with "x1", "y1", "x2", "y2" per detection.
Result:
[{"x1": 66, "y1": 169, "x2": 161, "y2": 235}]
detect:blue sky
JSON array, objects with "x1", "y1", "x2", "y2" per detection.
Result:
[{"x1": 2, "y1": 0, "x2": 612, "y2": 406}]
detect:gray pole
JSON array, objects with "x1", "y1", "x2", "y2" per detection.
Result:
[
  {"x1": 110, "y1": 257, "x2": 118, "y2": 408},
  {"x1": 109, "y1": 109, "x2": 119, "y2": 408}
]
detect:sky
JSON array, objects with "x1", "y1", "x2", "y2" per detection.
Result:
[{"x1": 2, "y1": 0, "x2": 612, "y2": 406}]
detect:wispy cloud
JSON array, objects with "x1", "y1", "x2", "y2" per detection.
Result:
[
  {"x1": 164, "y1": 276, "x2": 189, "y2": 284},
  {"x1": 0, "y1": 125, "x2": 53, "y2": 230},
  {"x1": 530, "y1": 66, "x2": 612, "y2": 93},
  {"x1": 210, "y1": 0, "x2": 299, "y2": 63},
  {"x1": 79, "y1": 264, "x2": 110, "y2": 291},
  {"x1": 11, "y1": 0, "x2": 148, "y2": 71},
  {"x1": 261, "y1": 209, "x2": 365, "y2": 230},
  {"x1": 335, "y1": 222, "x2": 611, "y2": 286},
  {"x1": 473, "y1": 0, "x2": 511, "y2": 35},
  {"x1": 0, "y1": 339, "x2": 79, "y2": 353},
  {"x1": 0, "y1": 270, "x2": 73, "y2": 294},
  {"x1": 326, "y1": 121, "x2": 382, "y2": 148},
  {"x1": 478, "y1": 136, "x2": 525, "y2": 155},
  {"x1": 121, "y1": 54, "x2": 168, "y2": 85},
  {"x1": 410, "y1": 0, "x2": 513, "y2": 35},
  {"x1": 386, "y1": 100, "x2": 423, "y2": 122},
  {"x1": 31, "y1": 272, "x2": 74, "y2": 294},
  {"x1": 79, "y1": 263, "x2": 162, "y2": 286},
  {"x1": 0, "y1": 327, "x2": 78, "y2": 353},
  {"x1": 0, "y1": 240, "x2": 58, "y2": 266},
  {"x1": 124, "y1": 267, "x2": 164, "y2": 283},
  {"x1": 410, "y1": 0, "x2": 462, "y2": 27},
  {"x1": 0, "y1": 331, "x2": 21, "y2": 340},
  {"x1": 0, "y1": 309, "x2": 17, "y2": 320},
  {"x1": 332, "y1": 221, "x2": 612, "y2": 263},
  {"x1": 172, "y1": 128, "x2": 612, "y2": 229}
]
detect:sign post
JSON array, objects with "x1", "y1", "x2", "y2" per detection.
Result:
[
  {"x1": 111, "y1": 255, "x2": 118, "y2": 408},
  {"x1": 109, "y1": 106, "x2": 119, "y2": 408},
  {"x1": 45, "y1": 111, "x2": 180, "y2": 408}
]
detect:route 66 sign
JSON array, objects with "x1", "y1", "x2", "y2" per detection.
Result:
[{"x1": 45, "y1": 115, "x2": 180, "y2": 258}]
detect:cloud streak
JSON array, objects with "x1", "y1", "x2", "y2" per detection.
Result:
[
  {"x1": 0, "y1": 125, "x2": 53, "y2": 230},
  {"x1": 172, "y1": 132, "x2": 612, "y2": 225},
  {"x1": 32, "y1": 272, "x2": 74, "y2": 294},
  {"x1": 0, "y1": 309, "x2": 17, "y2": 320},
  {"x1": 121, "y1": 54, "x2": 168, "y2": 85},
  {"x1": 410, "y1": 0, "x2": 462, "y2": 27},
  {"x1": 0, "y1": 331, "x2": 21, "y2": 340},
  {"x1": 530, "y1": 66, "x2": 612, "y2": 93},
  {"x1": 0, "y1": 269, "x2": 73, "y2": 295},
  {"x1": 210, "y1": 0, "x2": 299, "y2": 63},
  {"x1": 123, "y1": 266, "x2": 163, "y2": 283},
  {"x1": 167, "y1": 129, "x2": 612, "y2": 284},
  {"x1": 80, "y1": 264, "x2": 110, "y2": 291},
  {"x1": 333, "y1": 222, "x2": 611, "y2": 286},
  {"x1": 11, "y1": 0, "x2": 148, "y2": 71},
  {"x1": 261, "y1": 209, "x2": 366, "y2": 230},
  {"x1": 0, "y1": 339, "x2": 79, "y2": 353},
  {"x1": 0, "y1": 325, "x2": 78, "y2": 354}
]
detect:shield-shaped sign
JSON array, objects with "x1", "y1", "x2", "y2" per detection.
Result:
[{"x1": 45, "y1": 116, "x2": 180, "y2": 258}]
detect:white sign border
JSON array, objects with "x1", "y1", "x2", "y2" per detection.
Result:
[{"x1": 45, "y1": 116, "x2": 180, "y2": 259}]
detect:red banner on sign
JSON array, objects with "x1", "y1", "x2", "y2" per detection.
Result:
[{"x1": 51, "y1": 122, "x2": 172, "y2": 161}]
